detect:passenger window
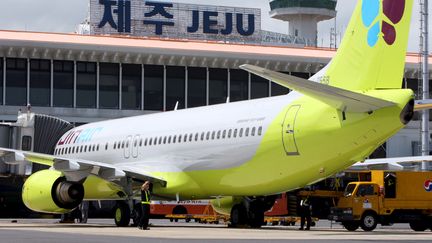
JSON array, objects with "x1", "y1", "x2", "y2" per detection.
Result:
[
  {"x1": 258, "y1": 126, "x2": 263, "y2": 136},
  {"x1": 105, "y1": 143, "x2": 108, "y2": 150},
  {"x1": 195, "y1": 133, "x2": 199, "y2": 141},
  {"x1": 211, "y1": 131, "x2": 215, "y2": 140},
  {"x1": 245, "y1": 128, "x2": 249, "y2": 137},
  {"x1": 173, "y1": 136, "x2": 176, "y2": 144},
  {"x1": 189, "y1": 134, "x2": 193, "y2": 142},
  {"x1": 159, "y1": 137, "x2": 162, "y2": 145},
  {"x1": 149, "y1": 138, "x2": 152, "y2": 146},
  {"x1": 239, "y1": 128, "x2": 244, "y2": 137},
  {"x1": 228, "y1": 129, "x2": 232, "y2": 138},
  {"x1": 126, "y1": 141, "x2": 129, "y2": 148},
  {"x1": 80, "y1": 146, "x2": 83, "y2": 153},
  {"x1": 217, "y1": 131, "x2": 221, "y2": 139},
  {"x1": 85, "y1": 145, "x2": 88, "y2": 153},
  {"x1": 201, "y1": 132, "x2": 205, "y2": 141},
  {"x1": 178, "y1": 135, "x2": 182, "y2": 143},
  {"x1": 168, "y1": 136, "x2": 171, "y2": 144},
  {"x1": 122, "y1": 141, "x2": 125, "y2": 149},
  {"x1": 163, "y1": 137, "x2": 167, "y2": 144},
  {"x1": 251, "y1": 127, "x2": 256, "y2": 136},
  {"x1": 139, "y1": 139, "x2": 143, "y2": 147},
  {"x1": 222, "y1": 130, "x2": 226, "y2": 139},
  {"x1": 234, "y1": 129, "x2": 238, "y2": 138},
  {"x1": 134, "y1": 140, "x2": 137, "y2": 147},
  {"x1": 97, "y1": 144, "x2": 100, "y2": 151},
  {"x1": 206, "y1": 132, "x2": 210, "y2": 140}
]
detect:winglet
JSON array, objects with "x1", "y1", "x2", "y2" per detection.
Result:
[{"x1": 240, "y1": 64, "x2": 396, "y2": 113}]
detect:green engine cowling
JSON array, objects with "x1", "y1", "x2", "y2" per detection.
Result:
[{"x1": 22, "y1": 170, "x2": 84, "y2": 214}]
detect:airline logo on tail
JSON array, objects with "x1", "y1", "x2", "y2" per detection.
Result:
[{"x1": 362, "y1": 0, "x2": 406, "y2": 47}]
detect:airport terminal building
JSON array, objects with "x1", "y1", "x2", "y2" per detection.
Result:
[{"x1": 0, "y1": 0, "x2": 430, "y2": 157}]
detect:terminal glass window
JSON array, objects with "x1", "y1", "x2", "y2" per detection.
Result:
[
  {"x1": 187, "y1": 67, "x2": 206, "y2": 108},
  {"x1": 0, "y1": 58, "x2": 3, "y2": 105},
  {"x1": 53, "y1": 60, "x2": 74, "y2": 107},
  {"x1": 99, "y1": 63, "x2": 119, "y2": 109},
  {"x1": 144, "y1": 65, "x2": 163, "y2": 111},
  {"x1": 166, "y1": 66, "x2": 185, "y2": 110},
  {"x1": 6, "y1": 58, "x2": 27, "y2": 106},
  {"x1": 122, "y1": 64, "x2": 142, "y2": 110},
  {"x1": 30, "y1": 59, "x2": 51, "y2": 107},
  {"x1": 271, "y1": 83, "x2": 289, "y2": 96},
  {"x1": 251, "y1": 74, "x2": 269, "y2": 99},
  {"x1": 230, "y1": 69, "x2": 249, "y2": 102},
  {"x1": 76, "y1": 62, "x2": 97, "y2": 108},
  {"x1": 291, "y1": 72, "x2": 310, "y2": 79},
  {"x1": 209, "y1": 68, "x2": 227, "y2": 105}
]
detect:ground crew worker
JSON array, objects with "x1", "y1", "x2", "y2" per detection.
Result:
[
  {"x1": 138, "y1": 181, "x2": 151, "y2": 230},
  {"x1": 299, "y1": 196, "x2": 311, "y2": 230}
]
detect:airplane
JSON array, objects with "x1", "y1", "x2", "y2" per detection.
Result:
[{"x1": 0, "y1": 0, "x2": 421, "y2": 228}]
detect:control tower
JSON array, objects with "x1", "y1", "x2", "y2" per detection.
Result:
[{"x1": 269, "y1": 0, "x2": 337, "y2": 45}]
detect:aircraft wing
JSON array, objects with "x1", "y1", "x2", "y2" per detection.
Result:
[
  {"x1": 240, "y1": 64, "x2": 396, "y2": 113},
  {"x1": 347, "y1": 156, "x2": 432, "y2": 171},
  {"x1": 0, "y1": 147, "x2": 167, "y2": 186}
]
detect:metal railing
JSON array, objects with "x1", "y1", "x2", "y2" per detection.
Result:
[{"x1": 270, "y1": 0, "x2": 337, "y2": 11}]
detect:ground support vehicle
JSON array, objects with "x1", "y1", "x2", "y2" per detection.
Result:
[{"x1": 330, "y1": 171, "x2": 432, "y2": 232}]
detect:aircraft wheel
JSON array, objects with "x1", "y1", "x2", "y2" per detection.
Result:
[
  {"x1": 247, "y1": 202, "x2": 264, "y2": 228},
  {"x1": 114, "y1": 201, "x2": 131, "y2": 227},
  {"x1": 230, "y1": 204, "x2": 247, "y2": 227},
  {"x1": 132, "y1": 203, "x2": 142, "y2": 226}
]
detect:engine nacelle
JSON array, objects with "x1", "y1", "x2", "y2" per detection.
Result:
[{"x1": 22, "y1": 170, "x2": 84, "y2": 214}]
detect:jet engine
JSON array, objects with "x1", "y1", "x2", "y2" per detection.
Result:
[{"x1": 22, "y1": 169, "x2": 84, "y2": 214}]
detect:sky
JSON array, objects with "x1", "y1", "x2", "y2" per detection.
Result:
[{"x1": 0, "y1": 0, "x2": 428, "y2": 52}]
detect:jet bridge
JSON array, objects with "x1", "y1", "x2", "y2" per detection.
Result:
[{"x1": 0, "y1": 108, "x2": 74, "y2": 175}]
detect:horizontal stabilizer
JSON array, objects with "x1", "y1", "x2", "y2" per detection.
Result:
[
  {"x1": 240, "y1": 64, "x2": 396, "y2": 113},
  {"x1": 348, "y1": 156, "x2": 432, "y2": 171},
  {"x1": 415, "y1": 99, "x2": 432, "y2": 111}
]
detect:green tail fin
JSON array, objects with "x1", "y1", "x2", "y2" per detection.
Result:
[{"x1": 325, "y1": 0, "x2": 413, "y2": 91}]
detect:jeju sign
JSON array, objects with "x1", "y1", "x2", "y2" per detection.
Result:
[{"x1": 90, "y1": 0, "x2": 261, "y2": 42}]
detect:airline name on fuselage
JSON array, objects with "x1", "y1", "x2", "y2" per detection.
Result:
[{"x1": 58, "y1": 127, "x2": 104, "y2": 145}]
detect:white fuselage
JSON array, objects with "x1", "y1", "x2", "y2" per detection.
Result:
[{"x1": 54, "y1": 92, "x2": 302, "y2": 173}]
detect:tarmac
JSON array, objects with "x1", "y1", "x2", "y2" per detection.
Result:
[{"x1": 0, "y1": 219, "x2": 431, "y2": 243}]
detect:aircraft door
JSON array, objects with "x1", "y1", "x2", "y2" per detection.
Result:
[
  {"x1": 282, "y1": 105, "x2": 300, "y2": 155},
  {"x1": 124, "y1": 135, "x2": 132, "y2": 159},
  {"x1": 132, "y1": 135, "x2": 139, "y2": 158}
]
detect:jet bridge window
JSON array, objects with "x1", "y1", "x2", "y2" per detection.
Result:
[{"x1": 21, "y1": 136, "x2": 32, "y2": 151}]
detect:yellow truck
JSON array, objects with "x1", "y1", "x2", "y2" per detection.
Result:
[{"x1": 329, "y1": 171, "x2": 432, "y2": 231}]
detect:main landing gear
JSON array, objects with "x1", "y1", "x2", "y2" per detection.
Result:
[{"x1": 230, "y1": 196, "x2": 276, "y2": 228}]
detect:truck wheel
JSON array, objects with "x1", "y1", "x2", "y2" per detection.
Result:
[
  {"x1": 114, "y1": 202, "x2": 131, "y2": 227},
  {"x1": 409, "y1": 221, "x2": 428, "y2": 231},
  {"x1": 360, "y1": 212, "x2": 377, "y2": 231},
  {"x1": 342, "y1": 221, "x2": 360, "y2": 231}
]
